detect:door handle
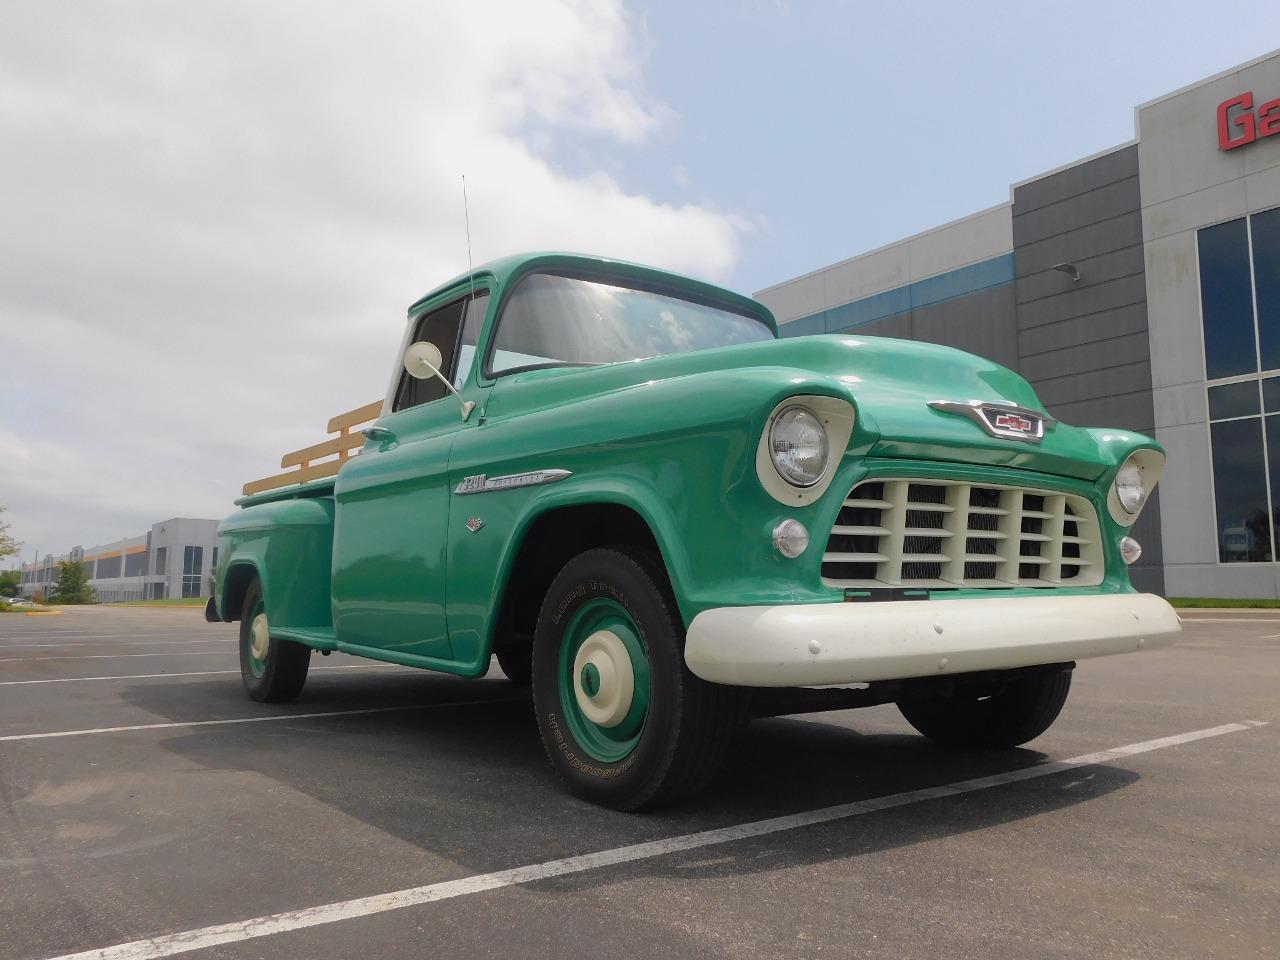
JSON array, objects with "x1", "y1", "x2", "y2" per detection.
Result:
[{"x1": 364, "y1": 425, "x2": 395, "y2": 443}]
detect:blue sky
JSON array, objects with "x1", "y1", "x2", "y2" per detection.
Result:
[{"x1": 563, "y1": 1, "x2": 1280, "y2": 294}]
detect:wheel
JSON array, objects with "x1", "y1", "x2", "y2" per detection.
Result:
[
  {"x1": 897, "y1": 668, "x2": 1072, "y2": 749},
  {"x1": 495, "y1": 647, "x2": 532, "y2": 685},
  {"x1": 531, "y1": 547, "x2": 737, "y2": 810},
  {"x1": 239, "y1": 578, "x2": 311, "y2": 703}
]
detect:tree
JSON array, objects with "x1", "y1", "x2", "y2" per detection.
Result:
[
  {"x1": 0, "y1": 506, "x2": 18, "y2": 561},
  {"x1": 0, "y1": 570, "x2": 18, "y2": 598},
  {"x1": 50, "y1": 559, "x2": 95, "y2": 605}
]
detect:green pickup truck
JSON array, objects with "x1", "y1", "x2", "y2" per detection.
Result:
[{"x1": 211, "y1": 251, "x2": 1179, "y2": 809}]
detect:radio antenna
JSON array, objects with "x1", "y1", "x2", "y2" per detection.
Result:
[{"x1": 462, "y1": 175, "x2": 475, "y2": 296}]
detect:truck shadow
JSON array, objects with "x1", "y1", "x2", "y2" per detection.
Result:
[{"x1": 119, "y1": 669, "x2": 1140, "y2": 887}]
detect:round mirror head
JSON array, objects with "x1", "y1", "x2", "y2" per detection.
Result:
[{"x1": 404, "y1": 341, "x2": 443, "y2": 380}]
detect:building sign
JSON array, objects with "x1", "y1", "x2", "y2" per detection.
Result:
[{"x1": 1218, "y1": 92, "x2": 1280, "y2": 151}]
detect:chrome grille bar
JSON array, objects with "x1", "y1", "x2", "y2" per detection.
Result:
[{"x1": 822, "y1": 479, "x2": 1104, "y2": 589}]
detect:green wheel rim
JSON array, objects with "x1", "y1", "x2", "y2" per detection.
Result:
[
  {"x1": 557, "y1": 597, "x2": 651, "y2": 764},
  {"x1": 245, "y1": 598, "x2": 269, "y2": 679}
]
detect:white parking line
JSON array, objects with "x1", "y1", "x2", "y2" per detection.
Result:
[
  {"x1": 0, "y1": 633, "x2": 233, "y2": 641},
  {"x1": 0, "y1": 664, "x2": 407, "y2": 686},
  {"x1": 0, "y1": 639, "x2": 235, "y2": 649},
  {"x1": 36, "y1": 720, "x2": 1268, "y2": 960},
  {"x1": 0, "y1": 650, "x2": 231, "y2": 663},
  {"x1": 0, "y1": 696, "x2": 526, "y2": 742}
]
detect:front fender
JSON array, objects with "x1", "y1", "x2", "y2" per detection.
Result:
[{"x1": 443, "y1": 367, "x2": 865, "y2": 672}]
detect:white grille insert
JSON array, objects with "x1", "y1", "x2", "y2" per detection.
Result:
[{"x1": 822, "y1": 479, "x2": 1104, "y2": 589}]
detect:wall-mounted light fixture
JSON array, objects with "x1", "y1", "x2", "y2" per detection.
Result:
[{"x1": 1052, "y1": 262, "x2": 1081, "y2": 282}]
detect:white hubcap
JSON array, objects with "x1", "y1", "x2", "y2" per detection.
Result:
[
  {"x1": 250, "y1": 612, "x2": 270, "y2": 661},
  {"x1": 572, "y1": 630, "x2": 634, "y2": 728}
]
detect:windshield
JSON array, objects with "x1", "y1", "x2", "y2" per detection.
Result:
[{"x1": 488, "y1": 272, "x2": 774, "y2": 374}]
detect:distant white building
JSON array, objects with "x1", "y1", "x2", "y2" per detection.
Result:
[{"x1": 17, "y1": 517, "x2": 220, "y2": 602}]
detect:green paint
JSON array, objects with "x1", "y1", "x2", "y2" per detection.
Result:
[
  {"x1": 581, "y1": 662, "x2": 601, "y2": 698},
  {"x1": 214, "y1": 252, "x2": 1163, "y2": 684},
  {"x1": 556, "y1": 598, "x2": 650, "y2": 763}
]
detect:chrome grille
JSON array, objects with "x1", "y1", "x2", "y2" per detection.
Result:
[{"x1": 822, "y1": 479, "x2": 1104, "y2": 589}]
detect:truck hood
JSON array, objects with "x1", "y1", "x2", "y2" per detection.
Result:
[
  {"x1": 490, "y1": 334, "x2": 1125, "y2": 481},
  {"x1": 773, "y1": 335, "x2": 1112, "y2": 481}
]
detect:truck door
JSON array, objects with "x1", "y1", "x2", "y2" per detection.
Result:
[{"x1": 331, "y1": 290, "x2": 490, "y2": 663}]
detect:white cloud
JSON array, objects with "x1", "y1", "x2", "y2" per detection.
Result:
[{"x1": 0, "y1": 0, "x2": 746, "y2": 556}]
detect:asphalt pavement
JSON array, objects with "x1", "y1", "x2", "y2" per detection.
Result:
[{"x1": 0, "y1": 605, "x2": 1276, "y2": 960}]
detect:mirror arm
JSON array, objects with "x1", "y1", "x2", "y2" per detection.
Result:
[{"x1": 431, "y1": 371, "x2": 475, "y2": 422}]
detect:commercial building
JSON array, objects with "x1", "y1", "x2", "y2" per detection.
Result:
[
  {"x1": 756, "y1": 49, "x2": 1280, "y2": 598},
  {"x1": 16, "y1": 518, "x2": 219, "y2": 602}
]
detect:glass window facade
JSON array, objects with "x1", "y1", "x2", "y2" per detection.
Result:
[
  {"x1": 182, "y1": 545, "x2": 203, "y2": 598},
  {"x1": 1201, "y1": 207, "x2": 1280, "y2": 563}
]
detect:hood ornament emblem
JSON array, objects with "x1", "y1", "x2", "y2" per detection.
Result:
[{"x1": 928, "y1": 399, "x2": 1055, "y2": 444}]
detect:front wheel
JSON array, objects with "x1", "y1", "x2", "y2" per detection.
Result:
[
  {"x1": 531, "y1": 547, "x2": 737, "y2": 810},
  {"x1": 897, "y1": 668, "x2": 1072, "y2": 749},
  {"x1": 239, "y1": 579, "x2": 311, "y2": 703}
]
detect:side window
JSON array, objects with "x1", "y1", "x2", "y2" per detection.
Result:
[
  {"x1": 394, "y1": 298, "x2": 467, "y2": 412},
  {"x1": 453, "y1": 293, "x2": 490, "y2": 389}
]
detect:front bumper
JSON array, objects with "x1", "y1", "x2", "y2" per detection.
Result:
[{"x1": 684, "y1": 593, "x2": 1179, "y2": 687}]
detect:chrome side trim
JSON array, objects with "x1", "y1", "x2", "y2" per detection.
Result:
[
  {"x1": 927, "y1": 399, "x2": 1057, "y2": 444},
  {"x1": 454, "y1": 469, "x2": 573, "y2": 495}
]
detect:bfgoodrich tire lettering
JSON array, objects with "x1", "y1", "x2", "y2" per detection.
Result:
[
  {"x1": 531, "y1": 547, "x2": 737, "y2": 810},
  {"x1": 239, "y1": 578, "x2": 311, "y2": 703}
]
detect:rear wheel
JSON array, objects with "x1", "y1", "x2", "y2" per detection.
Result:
[
  {"x1": 531, "y1": 547, "x2": 737, "y2": 810},
  {"x1": 897, "y1": 668, "x2": 1071, "y2": 749},
  {"x1": 239, "y1": 579, "x2": 311, "y2": 703}
]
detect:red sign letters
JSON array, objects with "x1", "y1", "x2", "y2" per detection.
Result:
[{"x1": 1218, "y1": 92, "x2": 1280, "y2": 151}]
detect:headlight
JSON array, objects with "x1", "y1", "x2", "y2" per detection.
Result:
[
  {"x1": 1114, "y1": 456, "x2": 1146, "y2": 515},
  {"x1": 769, "y1": 405, "x2": 829, "y2": 487}
]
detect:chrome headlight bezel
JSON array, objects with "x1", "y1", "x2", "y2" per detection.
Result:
[
  {"x1": 768, "y1": 405, "x2": 830, "y2": 488},
  {"x1": 754, "y1": 395, "x2": 857, "y2": 507},
  {"x1": 1106, "y1": 449, "x2": 1164, "y2": 527}
]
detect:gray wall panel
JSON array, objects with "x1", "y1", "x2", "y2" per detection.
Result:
[
  {"x1": 1015, "y1": 211, "x2": 1145, "y2": 275},
  {"x1": 1016, "y1": 273, "x2": 1148, "y2": 329},
  {"x1": 1019, "y1": 331, "x2": 1152, "y2": 381},
  {"x1": 1018, "y1": 303, "x2": 1151, "y2": 357},
  {"x1": 841, "y1": 314, "x2": 912, "y2": 339},
  {"x1": 1015, "y1": 244, "x2": 1146, "y2": 303},
  {"x1": 907, "y1": 285, "x2": 1019, "y2": 369},
  {"x1": 1014, "y1": 147, "x2": 1138, "y2": 210},
  {"x1": 1044, "y1": 391, "x2": 1157, "y2": 432},
  {"x1": 1012, "y1": 143, "x2": 1159, "y2": 591},
  {"x1": 1032, "y1": 362, "x2": 1151, "y2": 409},
  {"x1": 1013, "y1": 177, "x2": 1143, "y2": 246}
]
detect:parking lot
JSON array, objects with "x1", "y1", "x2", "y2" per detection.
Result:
[{"x1": 0, "y1": 606, "x2": 1275, "y2": 960}]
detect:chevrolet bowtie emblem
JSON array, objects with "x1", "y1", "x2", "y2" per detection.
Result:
[{"x1": 927, "y1": 400, "x2": 1055, "y2": 443}]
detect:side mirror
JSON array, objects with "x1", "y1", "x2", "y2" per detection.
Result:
[
  {"x1": 402, "y1": 340, "x2": 476, "y2": 422},
  {"x1": 404, "y1": 341, "x2": 444, "y2": 380}
]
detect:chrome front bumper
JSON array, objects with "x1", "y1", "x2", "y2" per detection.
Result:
[{"x1": 684, "y1": 593, "x2": 1180, "y2": 687}]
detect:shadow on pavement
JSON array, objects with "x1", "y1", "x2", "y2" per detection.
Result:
[{"x1": 117, "y1": 666, "x2": 1140, "y2": 888}]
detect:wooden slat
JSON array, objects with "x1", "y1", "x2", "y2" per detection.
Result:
[
  {"x1": 281, "y1": 431, "x2": 366, "y2": 468},
  {"x1": 327, "y1": 400, "x2": 383, "y2": 434},
  {"x1": 242, "y1": 460, "x2": 344, "y2": 497},
  {"x1": 242, "y1": 398, "x2": 383, "y2": 497}
]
